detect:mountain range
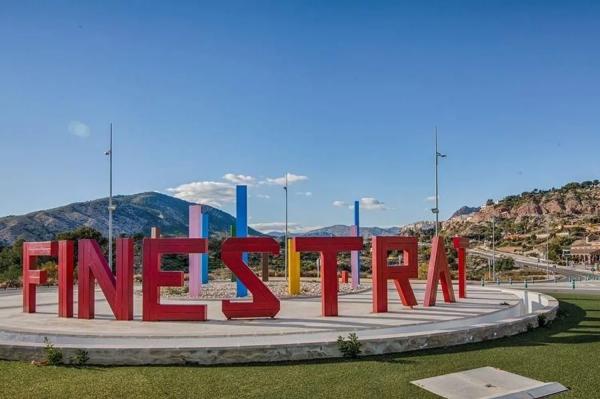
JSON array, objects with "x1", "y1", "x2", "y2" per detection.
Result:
[
  {"x1": 0, "y1": 192, "x2": 436, "y2": 244},
  {"x1": 265, "y1": 221, "x2": 436, "y2": 238},
  {"x1": 0, "y1": 192, "x2": 261, "y2": 245},
  {"x1": 3, "y1": 180, "x2": 596, "y2": 245}
]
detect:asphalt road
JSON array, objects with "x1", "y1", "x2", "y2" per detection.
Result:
[{"x1": 470, "y1": 248, "x2": 597, "y2": 281}]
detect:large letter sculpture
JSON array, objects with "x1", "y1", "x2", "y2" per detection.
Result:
[
  {"x1": 294, "y1": 237, "x2": 363, "y2": 316},
  {"x1": 221, "y1": 237, "x2": 280, "y2": 319},
  {"x1": 143, "y1": 238, "x2": 208, "y2": 321},
  {"x1": 22, "y1": 241, "x2": 73, "y2": 316},
  {"x1": 424, "y1": 237, "x2": 456, "y2": 306},
  {"x1": 22, "y1": 241, "x2": 58, "y2": 313},
  {"x1": 58, "y1": 241, "x2": 74, "y2": 318},
  {"x1": 453, "y1": 236, "x2": 469, "y2": 299},
  {"x1": 78, "y1": 239, "x2": 134, "y2": 320},
  {"x1": 372, "y1": 236, "x2": 418, "y2": 312}
]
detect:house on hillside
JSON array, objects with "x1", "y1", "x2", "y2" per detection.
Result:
[{"x1": 570, "y1": 237, "x2": 600, "y2": 265}]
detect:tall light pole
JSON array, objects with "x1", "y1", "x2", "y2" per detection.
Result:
[
  {"x1": 492, "y1": 217, "x2": 496, "y2": 280},
  {"x1": 284, "y1": 172, "x2": 288, "y2": 279},
  {"x1": 546, "y1": 220, "x2": 550, "y2": 278},
  {"x1": 432, "y1": 127, "x2": 446, "y2": 236},
  {"x1": 105, "y1": 123, "x2": 115, "y2": 271}
]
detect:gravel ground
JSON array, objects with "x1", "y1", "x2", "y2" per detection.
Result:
[{"x1": 137, "y1": 280, "x2": 369, "y2": 299}]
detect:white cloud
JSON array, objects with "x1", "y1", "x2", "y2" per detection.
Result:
[
  {"x1": 425, "y1": 196, "x2": 436, "y2": 202},
  {"x1": 167, "y1": 181, "x2": 235, "y2": 207},
  {"x1": 334, "y1": 197, "x2": 387, "y2": 210},
  {"x1": 333, "y1": 200, "x2": 349, "y2": 208},
  {"x1": 256, "y1": 194, "x2": 271, "y2": 199},
  {"x1": 68, "y1": 121, "x2": 91, "y2": 138},
  {"x1": 360, "y1": 197, "x2": 387, "y2": 211},
  {"x1": 250, "y1": 222, "x2": 322, "y2": 234},
  {"x1": 262, "y1": 173, "x2": 308, "y2": 186},
  {"x1": 296, "y1": 191, "x2": 312, "y2": 197},
  {"x1": 223, "y1": 173, "x2": 256, "y2": 185}
]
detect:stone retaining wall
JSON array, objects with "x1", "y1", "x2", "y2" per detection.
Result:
[{"x1": 0, "y1": 289, "x2": 558, "y2": 365}]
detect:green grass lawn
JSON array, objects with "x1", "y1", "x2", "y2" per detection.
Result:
[{"x1": 2, "y1": 293, "x2": 599, "y2": 398}]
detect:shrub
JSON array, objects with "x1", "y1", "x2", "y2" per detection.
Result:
[
  {"x1": 70, "y1": 349, "x2": 90, "y2": 367},
  {"x1": 43, "y1": 337, "x2": 63, "y2": 366},
  {"x1": 0, "y1": 265, "x2": 22, "y2": 287},
  {"x1": 538, "y1": 314, "x2": 549, "y2": 328},
  {"x1": 337, "y1": 333, "x2": 362, "y2": 358}
]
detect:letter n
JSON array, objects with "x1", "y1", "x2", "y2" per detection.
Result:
[
  {"x1": 78, "y1": 239, "x2": 134, "y2": 320},
  {"x1": 424, "y1": 236, "x2": 456, "y2": 306},
  {"x1": 372, "y1": 236, "x2": 418, "y2": 312}
]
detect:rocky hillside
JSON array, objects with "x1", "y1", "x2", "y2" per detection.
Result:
[
  {"x1": 450, "y1": 206, "x2": 481, "y2": 219},
  {"x1": 0, "y1": 192, "x2": 260, "y2": 244},
  {"x1": 443, "y1": 181, "x2": 600, "y2": 237}
]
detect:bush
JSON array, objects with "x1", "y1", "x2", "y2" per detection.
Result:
[
  {"x1": 43, "y1": 337, "x2": 63, "y2": 366},
  {"x1": 337, "y1": 333, "x2": 362, "y2": 358},
  {"x1": 70, "y1": 349, "x2": 90, "y2": 367},
  {"x1": 40, "y1": 261, "x2": 58, "y2": 284},
  {"x1": 538, "y1": 314, "x2": 550, "y2": 328},
  {"x1": 0, "y1": 265, "x2": 22, "y2": 287},
  {"x1": 496, "y1": 257, "x2": 515, "y2": 271}
]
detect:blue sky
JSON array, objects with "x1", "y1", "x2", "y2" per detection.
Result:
[{"x1": 2, "y1": 1, "x2": 599, "y2": 232}]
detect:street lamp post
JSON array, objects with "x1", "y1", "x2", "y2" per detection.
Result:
[
  {"x1": 432, "y1": 127, "x2": 446, "y2": 236},
  {"x1": 546, "y1": 221, "x2": 550, "y2": 278},
  {"x1": 105, "y1": 123, "x2": 115, "y2": 271},
  {"x1": 492, "y1": 217, "x2": 496, "y2": 280},
  {"x1": 284, "y1": 172, "x2": 288, "y2": 279}
]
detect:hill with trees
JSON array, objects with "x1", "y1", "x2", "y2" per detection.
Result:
[{"x1": 0, "y1": 192, "x2": 261, "y2": 245}]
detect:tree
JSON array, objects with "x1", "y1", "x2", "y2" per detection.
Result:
[
  {"x1": 495, "y1": 256, "x2": 515, "y2": 271},
  {"x1": 56, "y1": 226, "x2": 107, "y2": 245}
]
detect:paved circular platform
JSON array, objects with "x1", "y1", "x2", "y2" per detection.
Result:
[{"x1": 0, "y1": 283, "x2": 558, "y2": 365}]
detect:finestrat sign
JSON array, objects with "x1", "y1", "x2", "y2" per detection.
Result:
[{"x1": 22, "y1": 235, "x2": 469, "y2": 321}]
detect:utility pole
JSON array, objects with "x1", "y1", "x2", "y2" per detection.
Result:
[
  {"x1": 546, "y1": 221, "x2": 550, "y2": 278},
  {"x1": 492, "y1": 217, "x2": 496, "y2": 280},
  {"x1": 105, "y1": 123, "x2": 115, "y2": 271},
  {"x1": 432, "y1": 127, "x2": 446, "y2": 236},
  {"x1": 284, "y1": 172, "x2": 288, "y2": 279}
]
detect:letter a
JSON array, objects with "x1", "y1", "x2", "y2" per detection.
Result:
[{"x1": 424, "y1": 236, "x2": 456, "y2": 306}]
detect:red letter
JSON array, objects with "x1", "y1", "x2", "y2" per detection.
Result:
[
  {"x1": 58, "y1": 241, "x2": 74, "y2": 318},
  {"x1": 372, "y1": 236, "x2": 418, "y2": 313},
  {"x1": 221, "y1": 237, "x2": 280, "y2": 319},
  {"x1": 452, "y1": 236, "x2": 469, "y2": 299},
  {"x1": 294, "y1": 237, "x2": 363, "y2": 316},
  {"x1": 142, "y1": 238, "x2": 207, "y2": 321},
  {"x1": 78, "y1": 239, "x2": 134, "y2": 320},
  {"x1": 22, "y1": 242, "x2": 58, "y2": 313},
  {"x1": 424, "y1": 236, "x2": 456, "y2": 306}
]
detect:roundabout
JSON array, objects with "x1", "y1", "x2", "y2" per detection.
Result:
[{"x1": 0, "y1": 283, "x2": 557, "y2": 365}]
